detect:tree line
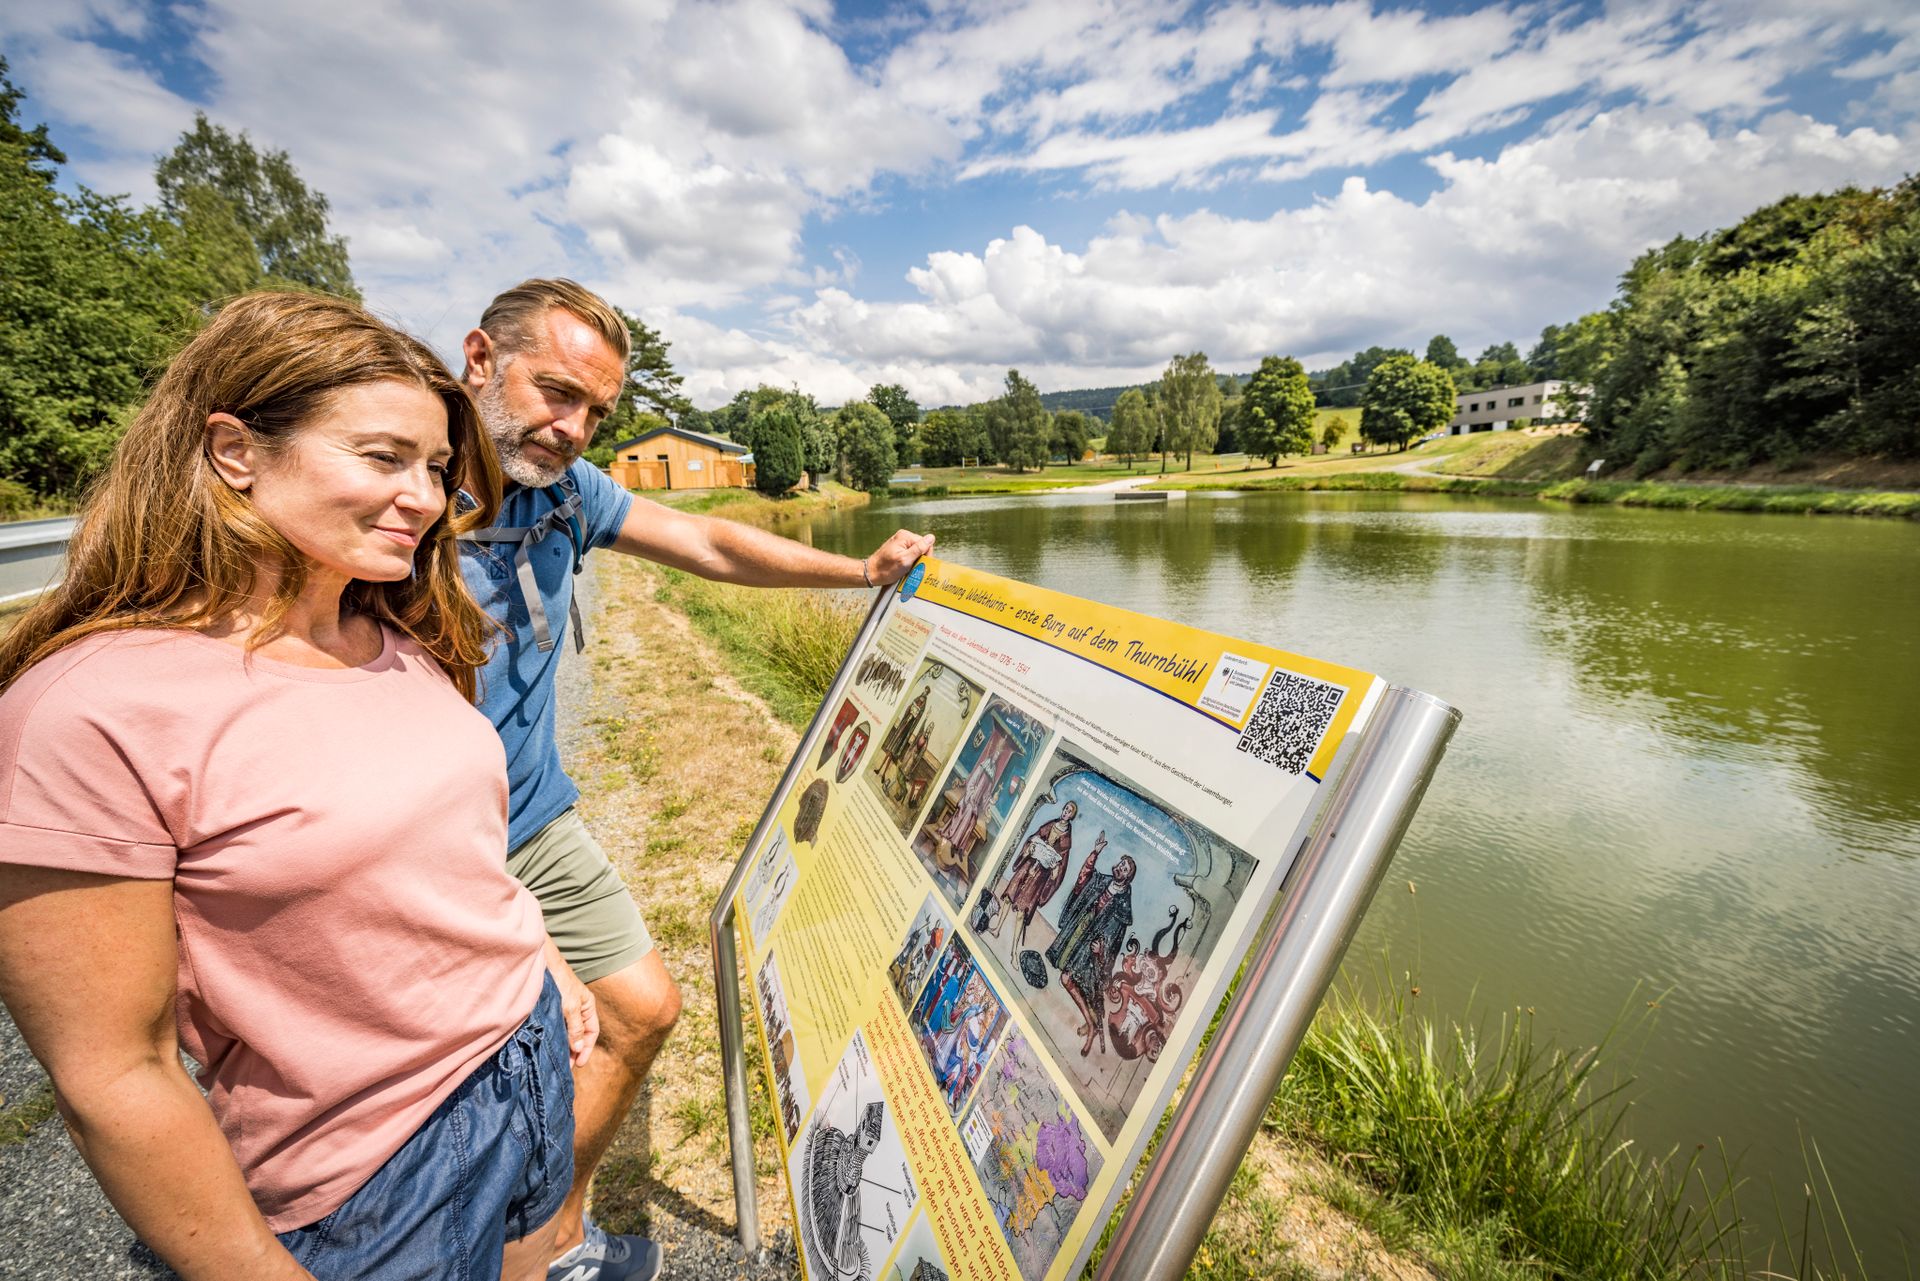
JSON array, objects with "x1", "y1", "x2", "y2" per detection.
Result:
[{"x1": 0, "y1": 62, "x2": 361, "y2": 511}]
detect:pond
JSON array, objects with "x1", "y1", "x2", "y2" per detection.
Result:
[{"x1": 788, "y1": 487, "x2": 1920, "y2": 1263}]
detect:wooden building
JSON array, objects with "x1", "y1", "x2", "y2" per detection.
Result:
[{"x1": 608, "y1": 426, "x2": 754, "y2": 491}]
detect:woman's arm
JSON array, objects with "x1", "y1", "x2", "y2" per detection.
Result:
[{"x1": 0, "y1": 864, "x2": 312, "y2": 1281}]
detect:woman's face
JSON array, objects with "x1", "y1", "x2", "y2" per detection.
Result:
[{"x1": 236, "y1": 380, "x2": 452, "y2": 585}]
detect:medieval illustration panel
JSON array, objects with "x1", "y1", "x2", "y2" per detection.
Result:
[
  {"x1": 971, "y1": 743, "x2": 1258, "y2": 1142},
  {"x1": 756, "y1": 948, "x2": 810, "y2": 1143},
  {"x1": 866, "y1": 659, "x2": 985, "y2": 837},
  {"x1": 815, "y1": 697, "x2": 861, "y2": 770},
  {"x1": 906, "y1": 932, "x2": 1011, "y2": 1119},
  {"x1": 888, "y1": 895, "x2": 955, "y2": 1013},
  {"x1": 909, "y1": 695, "x2": 1051, "y2": 913}
]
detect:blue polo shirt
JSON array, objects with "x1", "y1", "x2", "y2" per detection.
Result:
[{"x1": 460, "y1": 461, "x2": 633, "y2": 851}]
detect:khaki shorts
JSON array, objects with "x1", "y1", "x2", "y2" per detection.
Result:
[{"x1": 507, "y1": 808, "x2": 654, "y2": 985}]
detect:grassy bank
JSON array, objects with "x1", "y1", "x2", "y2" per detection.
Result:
[
  {"x1": 1157, "y1": 468, "x2": 1920, "y2": 518},
  {"x1": 884, "y1": 461, "x2": 1154, "y2": 497},
  {"x1": 649, "y1": 479, "x2": 870, "y2": 521}
]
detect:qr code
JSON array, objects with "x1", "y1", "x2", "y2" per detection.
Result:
[{"x1": 1235, "y1": 671, "x2": 1345, "y2": 774}]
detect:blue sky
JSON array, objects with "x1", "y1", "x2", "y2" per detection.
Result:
[{"x1": 3, "y1": 0, "x2": 1916, "y2": 407}]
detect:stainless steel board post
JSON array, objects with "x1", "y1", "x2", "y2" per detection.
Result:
[
  {"x1": 711, "y1": 584, "x2": 898, "y2": 1251},
  {"x1": 1096, "y1": 685, "x2": 1460, "y2": 1281}
]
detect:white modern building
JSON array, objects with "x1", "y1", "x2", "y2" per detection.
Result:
[{"x1": 1446, "y1": 380, "x2": 1577, "y2": 435}]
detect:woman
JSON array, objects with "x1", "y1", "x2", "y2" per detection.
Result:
[{"x1": 0, "y1": 294, "x2": 594, "y2": 1280}]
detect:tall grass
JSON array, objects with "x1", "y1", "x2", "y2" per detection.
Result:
[
  {"x1": 1267, "y1": 984, "x2": 1737, "y2": 1278},
  {"x1": 652, "y1": 568, "x2": 862, "y2": 727},
  {"x1": 1540, "y1": 478, "x2": 1920, "y2": 518}
]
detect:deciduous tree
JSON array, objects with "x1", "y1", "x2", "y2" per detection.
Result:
[
  {"x1": 1159, "y1": 351, "x2": 1222, "y2": 471},
  {"x1": 1424, "y1": 334, "x2": 1467, "y2": 371},
  {"x1": 1360, "y1": 356, "x2": 1456, "y2": 451},
  {"x1": 1240, "y1": 355, "x2": 1315, "y2": 466},
  {"x1": 1050, "y1": 409, "x2": 1092, "y2": 464},
  {"x1": 1107, "y1": 388, "x2": 1154, "y2": 468},
  {"x1": 867, "y1": 383, "x2": 920, "y2": 462},
  {"x1": 836, "y1": 402, "x2": 898, "y2": 491},
  {"x1": 156, "y1": 113, "x2": 358, "y2": 298}
]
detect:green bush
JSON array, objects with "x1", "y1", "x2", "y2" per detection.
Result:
[
  {"x1": 0, "y1": 478, "x2": 37, "y2": 519},
  {"x1": 749, "y1": 406, "x2": 804, "y2": 495}
]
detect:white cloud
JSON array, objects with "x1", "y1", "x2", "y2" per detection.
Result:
[
  {"x1": 2, "y1": 0, "x2": 1916, "y2": 406},
  {"x1": 751, "y1": 106, "x2": 1915, "y2": 406}
]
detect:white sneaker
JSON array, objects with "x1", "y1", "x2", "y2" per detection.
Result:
[{"x1": 546, "y1": 1218, "x2": 663, "y2": 1281}]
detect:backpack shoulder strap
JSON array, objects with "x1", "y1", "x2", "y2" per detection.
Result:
[{"x1": 456, "y1": 478, "x2": 589, "y2": 654}]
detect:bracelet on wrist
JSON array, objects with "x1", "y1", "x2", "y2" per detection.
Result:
[{"x1": 862, "y1": 556, "x2": 874, "y2": 588}]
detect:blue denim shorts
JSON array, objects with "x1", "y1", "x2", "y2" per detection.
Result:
[{"x1": 277, "y1": 974, "x2": 575, "y2": 1280}]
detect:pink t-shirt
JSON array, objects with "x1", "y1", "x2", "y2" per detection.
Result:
[{"x1": 0, "y1": 627, "x2": 547, "y2": 1231}]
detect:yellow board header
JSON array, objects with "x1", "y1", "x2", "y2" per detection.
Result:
[{"x1": 908, "y1": 556, "x2": 1376, "y2": 779}]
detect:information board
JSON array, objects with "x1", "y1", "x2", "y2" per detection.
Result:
[{"x1": 735, "y1": 557, "x2": 1384, "y2": 1281}]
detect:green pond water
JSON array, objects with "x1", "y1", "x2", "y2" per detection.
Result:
[{"x1": 788, "y1": 488, "x2": 1920, "y2": 1263}]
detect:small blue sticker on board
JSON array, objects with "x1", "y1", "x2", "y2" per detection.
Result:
[{"x1": 899, "y1": 562, "x2": 926, "y2": 600}]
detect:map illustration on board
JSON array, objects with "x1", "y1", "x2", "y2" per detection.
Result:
[{"x1": 960, "y1": 1031, "x2": 1103, "y2": 1280}]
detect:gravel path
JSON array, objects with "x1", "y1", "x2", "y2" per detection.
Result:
[{"x1": 0, "y1": 554, "x2": 799, "y2": 1280}]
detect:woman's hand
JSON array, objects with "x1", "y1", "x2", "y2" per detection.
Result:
[{"x1": 543, "y1": 938, "x2": 599, "y2": 1066}]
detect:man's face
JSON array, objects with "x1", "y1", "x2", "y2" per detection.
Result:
[{"x1": 472, "y1": 308, "x2": 624, "y2": 488}]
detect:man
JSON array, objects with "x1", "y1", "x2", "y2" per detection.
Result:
[
  {"x1": 458, "y1": 279, "x2": 933, "y2": 1281},
  {"x1": 1046, "y1": 844, "x2": 1134, "y2": 1058}
]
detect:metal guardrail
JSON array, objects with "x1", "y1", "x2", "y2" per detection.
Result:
[{"x1": 0, "y1": 518, "x2": 73, "y2": 606}]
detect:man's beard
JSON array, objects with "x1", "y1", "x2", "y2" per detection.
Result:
[{"x1": 478, "y1": 374, "x2": 577, "y2": 488}]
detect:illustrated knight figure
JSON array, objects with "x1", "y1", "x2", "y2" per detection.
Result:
[
  {"x1": 1044, "y1": 844, "x2": 1136, "y2": 1057},
  {"x1": 877, "y1": 687, "x2": 929, "y2": 791},
  {"x1": 804, "y1": 1100, "x2": 885, "y2": 1280}
]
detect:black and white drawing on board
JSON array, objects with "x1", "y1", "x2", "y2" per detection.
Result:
[
  {"x1": 756, "y1": 949, "x2": 810, "y2": 1143},
  {"x1": 972, "y1": 742, "x2": 1257, "y2": 1142},
  {"x1": 790, "y1": 1031, "x2": 919, "y2": 1281},
  {"x1": 748, "y1": 826, "x2": 799, "y2": 945},
  {"x1": 746, "y1": 824, "x2": 790, "y2": 909},
  {"x1": 880, "y1": 1209, "x2": 951, "y2": 1281}
]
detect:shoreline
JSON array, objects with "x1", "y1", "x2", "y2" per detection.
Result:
[{"x1": 1141, "y1": 470, "x2": 1920, "y2": 517}]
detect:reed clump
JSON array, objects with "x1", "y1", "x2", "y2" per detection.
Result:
[
  {"x1": 1267, "y1": 986, "x2": 1728, "y2": 1278},
  {"x1": 1261, "y1": 982, "x2": 1896, "y2": 1281}
]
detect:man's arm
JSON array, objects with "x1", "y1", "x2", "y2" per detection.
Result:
[
  {"x1": 0, "y1": 864, "x2": 312, "y2": 1281},
  {"x1": 611, "y1": 496, "x2": 933, "y2": 588}
]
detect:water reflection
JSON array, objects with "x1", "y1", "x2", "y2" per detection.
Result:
[{"x1": 802, "y1": 490, "x2": 1920, "y2": 1263}]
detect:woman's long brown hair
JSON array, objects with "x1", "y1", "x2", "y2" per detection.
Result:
[{"x1": 0, "y1": 292, "x2": 504, "y2": 699}]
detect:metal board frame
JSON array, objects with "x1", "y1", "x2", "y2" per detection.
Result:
[{"x1": 708, "y1": 576, "x2": 1460, "y2": 1276}]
